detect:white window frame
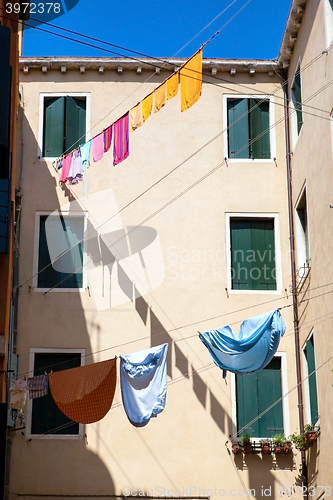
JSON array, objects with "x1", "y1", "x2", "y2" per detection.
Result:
[
  {"x1": 295, "y1": 184, "x2": 310, "y2": 281},
  {"x1": 33, "y1": 210, "x2": 88, "y2": 292},
  {"x1": 324, "y1": 0, "x2": 333, "y2": 48},
  {"x1": 302, "y1": 331, "x2": 320, "y2": 427},
  {"x1": 230, "y1": 352, "x2": 290, "y2": 441},
  {"x1": 222, "y1": 94, "x2": 276, "y2": 162},
  {"x1": 38, "y1": 92, "x2": 91, "y2": 161},
  {"x1": 226, "y1": 212, "x2": 282, "y2": 294},
  {"x1": 26, "y1": 348, "x2": 85, "y2": 439},
  {"x1": 290, "y1": 61, "x2": 303, "y2": 151}
]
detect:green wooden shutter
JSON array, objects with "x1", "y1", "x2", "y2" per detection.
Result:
[
  {"x1": 236, "y1": 358, "x2": 283, "y2": 438},
  {"x1": 250, "y1": 220, "x2": 276, "y2": 291},
  {"x1": 293, "y1": 72, "x2": 303, "y2": 135},
  {"x1": 230, "y1": 220, "x2": 252, "y2": 289},
  {"x1": 37, "y1": 215, "x2": 83, "y2": 289},
  {"x1": 227, "y1": 99, "x2": 249, "y2": 158},
  {"x1": 31, "y1": 353, "x2": 80, "y2": 435},
  {"x1": 0, "y1": 179, "x2": 11, "y2": 254},
  {"x1": 305, "y1": 337, "x2": 319, "y2": 424},
  {"x1": 43, "y1": 97, "x2": 65, "y2": 157},
  {"x1": 250, "y1": 99, "x2": 270, "y2": 159},
  {"x1": 65, "y1": 96, "x2": 86, "y2": 152}
]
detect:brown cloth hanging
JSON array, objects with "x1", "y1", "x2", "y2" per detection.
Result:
[{"x1": 49, "y1": 358, "x2": 117, "y2": 424}]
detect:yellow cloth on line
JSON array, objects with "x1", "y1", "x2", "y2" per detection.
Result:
[
  {"x1": 154, "y1": 82, "x2": 166, "y2": 113},
  {"x1": 142, "y1": 93, "x2": 153, "y2": 122},
  {"x1": 129, "y1": 103, "x2": 143, "y2": 131},
  {"x1": 180, "y1": 49, "x2": 203, "y2": 112},
  {"x1": 167, "y1": 72, "x2": 178, "y2": 100}
]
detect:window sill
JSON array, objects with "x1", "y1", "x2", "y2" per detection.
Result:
[
  {"x1": 228, "y1": 289, "x2": 281, "y2": 295},
  {"x1": 33, "y1": 287, "x2": 86, "y2": 293},
  {"x1": 26, "y1": 433, "x2": 83, "y2": 440}
]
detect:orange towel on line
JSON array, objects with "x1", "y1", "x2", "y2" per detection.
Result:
[
  {"x1": 142, "y1": 93, "x2": 153, "y2": 122},
  {"x1": 180, "y1": 49, "x2": 203, "y2": 112},
  {"x1": 154, "y1": 82, "x2": 166, "y2": 113},
  {"x1": 49, "y1": 358, "x2": 117, "y2": 424},
  {"x1": 129, "y1": 103, "x2": 143, "y2": 131},
  {"x1": 167, "y1": 72, "x2": 179, "y2": 100}
]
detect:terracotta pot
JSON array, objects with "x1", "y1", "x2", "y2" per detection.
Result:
[
  {"x1": 305, "y1": 431, "x2": 317, "y2": 443},
  {"x1": 243, "y1": 443, "x2": 252, "y2": 454},
  {"x1": 261, "y1": 444, "x2": 271, "y2": 454},
  {"x1": 274, "y1": 445, "x2": 284, "y2": 454},
  {"x1": 284, "y1": 441, "x2": 292, "y2": 453},
  {"x1": 232, "y1": 443, "x2": 243, "y2": 454}
]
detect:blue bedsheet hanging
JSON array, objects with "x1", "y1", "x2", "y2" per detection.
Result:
[{"x1": 198, "y1": 309, "x2": 286, "y2": 377}]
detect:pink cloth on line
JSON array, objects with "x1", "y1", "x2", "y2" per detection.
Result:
[
  {"x1": 92, "y1": 132, "x2": 104, "y2": 162},
  {"x1": 60, "y1": 153, "x2": 73, "y2": 183},
  {"x1": 68, "y1": 148, "x2": 83, "y2": 185},
  {"x1": 104, "y1": 126, "x2": 112, "y2": 153},
  {"x1": 113, "y1": 113, "x2": 129, "y2": 166}
]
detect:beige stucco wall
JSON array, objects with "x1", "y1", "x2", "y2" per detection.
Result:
[
  {"x1": 285, "y1": 0, "x2": 333, "y2": 489},
  {"x1": 9, "y1": 58, "x2": 304, "y2": 499}
]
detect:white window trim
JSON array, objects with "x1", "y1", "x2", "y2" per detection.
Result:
[
  {"x1": 33, "y1": 210, "x2": 88, "y2": 292},
  {"x1": 38, "y1": 92, "x2": 91, "y2": 161},
  {"x1": 290, "y1": 60, "x2": 303, "y2": 151},
  {"x1": 222, "y1": 94, "x2": 276, "y2": 162},
  {"x1": 324, "y1": 0, "x2": 333, "y2": 48},
  {"x1": 26, "y1": 348, "x2": 85, "y2": 439},
  {"x1": 294, "y1": 183, "x2": 310, "y2": 281},
  {"x1": 302, "y1": 331, "x2": 320, "y2": 427},
  {"x1": 230, "y1": 352, "x2": 290, "y2": 441},
  {"x1": 225, "y1": 212, "x2": 282, "y2": 294}
]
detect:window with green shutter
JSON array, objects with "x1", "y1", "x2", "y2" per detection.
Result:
[
  {"x1": 43, "y1": 96, "x2": 86, "y2": 157},
  {"x1": 227, "y1": 98, "x2": 270, "y2": 159},
  {"x1": 291, "y1": 71, "x2": 303, "y2": 136},
  {"x1": 37, "y1": 214, "x2": 84, "y2": 289},
  {"x1": 236, "y1": 357, "x2": 284, "y2": 438},
  {"x1": 304, "y1": 336, "x2": 319, "y2": 425},
  {"x1": 31, "y1": 352, "x2": 81, "y2": 435},
  {"x1": 230, "y1": 218, "x2": 276, "y2": 291}
]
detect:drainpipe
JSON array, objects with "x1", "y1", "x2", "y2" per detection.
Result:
[{"x1": 282, "y1": 70, "x2": 308, "y2": 497}]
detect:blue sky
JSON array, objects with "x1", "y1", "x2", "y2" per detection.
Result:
[{"x1": 22, "y1": 0, "x2": 292, "y2": 60}]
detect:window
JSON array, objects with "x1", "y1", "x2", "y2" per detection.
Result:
[
  {"x1": 235, "y1": 357, "x2": 285, "y2": 438},
  {"x1": 226, "y1": 97, "x2": 271, "y2": 159},
  {"x1": 303, "y1": 335, "x2": 319, "y2": 425},
  {"x1": 28, "y1": 349, "x2": 84, "y2": 437},
  {"x1": 291, "y1": 69, "x2": 303, "y2": 139},
  {"x1": 229, "y1": 218, "x2": 276, "y2": 291},
  {"x1": 295, "y1": 187, "x2": 310, "y2": 278},
  {"x1": 36, "y1": 212, "x2": 85, "y2": 290},
  {"x1": 41, "y1": 95, "x2": 87, "y2": 158}
]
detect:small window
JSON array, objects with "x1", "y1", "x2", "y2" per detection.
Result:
[
  {"x1": 227, "y1": 97, "x2": 270, "y2": 159},
  {"x1": 36, "y1": 213, "x2": 85, "y2": 290},
  {"x1": 235, "y1": 357, "x2": 284, "y2": 438},
  {"x1": 31, "y1": 352, "x2": 82, "y2": 436},
  {"x1": 303, "y1": 335, "x2": 319, "y2": 425},
  {"x1": 295, "y1": 188, "x2": 310, "y2": 277},
  {"x1": 42, "y1": 95, "x2": 86, "y2": 158},
  {"x1": 230, "y1": 218, "x2": 276, "y2": 291},
  {"x1": 291, "y1": 69, "x2": 303, "y2": 138}
]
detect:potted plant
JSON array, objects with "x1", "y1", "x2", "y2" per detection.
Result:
[
  {"x1": 289, "y1": 432, "x2": 309, "y2": 451},
  {"x1": 304, "y1": 423, "x2": 317, "y2": 443},
  {"x1": 259, "y1": 438, "x2": 271, "y2": 454},
  {"x1": 240, "y1": 433, "x2": 252, "y2": 454},
  {"x1": 272, "y1": 433, "x2": 288, "y2": 454},
  {"x1": 232, "y1": 442, "x2": 243, "y2": 454}
]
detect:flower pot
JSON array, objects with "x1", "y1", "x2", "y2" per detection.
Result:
[
  {"x1": 261, "y1": 444, "x2": 271, "y2": 454},
  {"x1": 283, "y1": 441, "x2": 292, "y2": 454},
  {"x1": 274, "y1": 445, "x2": 284, "y2": 454},
  {"x1": 305, "y1": 431, "x2": 317, "y2": 443},
  {"x1": 243, "y1": 443, "x2": 252, "y2": 454},
  {"x1": 232, "y1": 443, "x2": 243, "y2": 454}
]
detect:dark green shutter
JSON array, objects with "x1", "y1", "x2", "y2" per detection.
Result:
[
  {"x1": 230, "y1": 220, "x2": 252, "y2": 289},
  {"x1": 231, "y1": 219, "x2": 276, "y2": 291},
  {"x1": 250, "y1": 99, "x2": 270, "y2": 159},
  {"x1": 65, "y1": 96, "x2": 86, "y2": 152},
  {"x1": 293, "y1": 72, "x2": 303, "y2": 135},
  {"x1": 0, "y1": 179, "x2": 11, "y2": 253},
  {"x1": 43, "y1": 97, "x2": 65, "y2": 157},
  {"x1": 32, "y1": 353, "x2": 81, "y2": 435},
  {"x1": 236, "y1": 358, "x2": 283, "y2": 438},
  {"x1": 37, "y1": 215, "x2": 83, "y2": 289},
  {"x1": 305, "y1": 337, "x2": 319, "y2": 424},
  {"x1": 227, "y1": 99, "x2": 249, "y2": 159}
]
